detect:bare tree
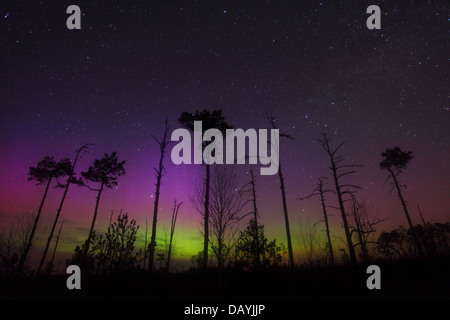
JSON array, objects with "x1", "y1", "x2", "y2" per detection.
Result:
[
  {"x1": 416, "y1": 204, "x2": 438, "y2": 255},
  {"x1": 249, "y1": 168, "x2": 261, "y2": 266},
  {"x1": 0, "y1": 213, "x2": 35, "y2": 276},
  {"x1": 319, "y1": 133, "x2": 363, "y2": 265},
  {"x1": 148, "y1": 118, "x2": 171, "y2": 272},
  {"x1": 380, "y1": 147, "x2": 424, "y2": 257},
  {"x1": 166, "y1": 199, "x2": 182, "y2": 271},
  {"x1": 143, "y1": 217, "x2": 148, "y2": 270},
  {"x1": 351, "y1": 198, "x2": 369, "y2": 262},
  {"x1": 266, "y1": 113, "x2": 295, "y2": 268},
  {"x1": 350, "y1": 198, "x2": 386, "y2": 263},
  {"x1": 300, "y1": 177, "x2": 334, "y2": 266},
  {"x1": 81, "y1": 152, "x2": 126, "y2": 256},
  {"x1": 36, "y1": 144, "x2": 90, "y2": 276},
  {"x1": 297, "y1": 218, "x2": 321, "y2": 267},
  {"x1": 193, "y1": 166, "x2": 250, "y2": 268}
]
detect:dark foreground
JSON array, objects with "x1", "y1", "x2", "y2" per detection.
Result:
[{"x1": 1, "y1": 257, "x2": 449, "y2": 300}]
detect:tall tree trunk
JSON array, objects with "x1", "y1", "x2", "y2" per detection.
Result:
[
  {"x1": 417, "y1": 204, "x2": 438, "y2": 254},
  {"x1": 277, "y1": 163, "x2": 295, "y2": 267},
  {"x1": 19, "y1": 177, "x2": 52, "y2": 274},
  {"x1": 203, "y1": 164, "x2": 210, "y2": 270},
  {"x1": 148, "y1": 161, "x2": 163, "y2": 272},
  {"x1": 389, "y1": 169, "x2": 424, "y2": 257},
  {"x1": 330, "y1": 158, "x2": 356, "y2": 265},
  {"x1": 47, "y1": 219, "x2": 64, "y2": 274},
  {"x1": 250, "y1": 168, "x2": 260, "y2": 266},
  {"x1": 318, "y1": 181, "x2": 334, "y2": 266},
  {"x1": 217, "y1": 231, "x2": 223, "y2": 268},
  {"x1": 166, "y1": 200, "x2": 181, "y2": 272},
  {"x1": 352, "y1": 200, "x2": 368, "y2": 262},
  {"x1": 37, "y1": 179, "x2": 71, "y2": 276},
  {"x1": 148, "y1": 120, "x2": 169, "y2": 272},
  {"x1": 37, "y1": 146, "x2": 86, "y2": 276},
  {"x1": 85, "y1": 184, "x2": 103, "y2": 255},
  {"x1": 166, "y1": 235, "x2": 173, "y2": 271},
  {"x1": 144, "y1": 217, "x2": 148, "y2": 270}
]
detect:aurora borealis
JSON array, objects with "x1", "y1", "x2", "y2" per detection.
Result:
[{"x1": 0, "y1": 1, "x2": 448, "y2": 270}]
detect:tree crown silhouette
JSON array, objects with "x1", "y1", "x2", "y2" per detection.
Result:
[
  {"x1": 178, "y1": 109, "x2": 232, "y2": 133},
  {"x1": 28, "y1": 156, "x2": 72, "y2": 185},
  {"x1": 380, "y1": 147, "x2": 413, "y2": 171},
  {"x1": 81, "y1": 152, "x2": 126, "y2": 188}
]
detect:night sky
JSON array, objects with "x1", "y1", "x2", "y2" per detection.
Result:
[{"x1": 1, "y1": 1, "x2": 448, "y2": 268}]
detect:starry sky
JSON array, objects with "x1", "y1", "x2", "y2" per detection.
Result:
[{"x1": 0, "y1": 1, "x2": 449, "y2": 268}]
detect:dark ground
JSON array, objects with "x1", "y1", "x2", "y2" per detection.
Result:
[{"x1": 1, "y1": 256, "x2": 449, "y2": 300}]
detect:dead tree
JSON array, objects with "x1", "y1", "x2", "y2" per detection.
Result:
[
  {"x1": 350, "y1": 197, "x2": 387, "y2": 262},
  {"x1": 193, "y1": 166, "x2": 250, "y2": 268},
  {"x1": 36, "y1": 144, "x2": 89, "y2": 276},
  {"x1": 319, "y1": 133, "x2": 363, "y2": 265},
  {"x1": 297, "y1": 218, "x2": 320, "y2": 267},
  {"x1": 350, "y1": 198, "x2": 383, "y2": 262},
  {"x1": 148, "y1": 118, "x2": 171, "y2": 272},
  {"x1": 143, "y1": 217, "x2": 148, "y2": 270},
  {"x1": 166, "y1": 199, "x2": 182, "y2": 271},
  {"x1": 266, "y1": 113, "x2": 295, "y2": 268},
  {"x1": 300, "y1": 177, "x2": 334, "y2": 266},
  {"x1": 351, "y1": 198, "x2": 369, "y2": 262},
  {"x1": 46, "y1": 219, "x2": 65, "y2": 274},
  {"x1": 249, "y1": 168, "x2": 261, "y2": 266},
  {"x1": 417, "y1": 204, "x2": 438, "y2": 254}
]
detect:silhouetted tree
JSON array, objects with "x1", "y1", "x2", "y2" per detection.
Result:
[
  {"x1": 249, "y1": 168, "x2": 261, "y2": 266},
  {"x1": 81, "y1": 152, "x2": 126, "y2": 255},
  {"x1": 179, "y1": 109, "x2": 232, "y2": 269},
  {"x1": 350, "y1": 198, "x2": 386, "y2": 263},
  {"x1": 19, "y1": 156, "x2": 70, "y2": 274},
  {"x1": 156, "y1": 253, "x2": 165, "y2": 270},
  {"x1": 0, "y1": 213, "x2": 35, "y2": 277},
  {"x1": 193, "y1": 166, "x2": 250, "y2": 268},
  {"x1": 300, "y1": 177, "x2": 334, "y2": 266},
  {"x1": 377, "y1": 231, "x2": 401, "y2": 260},
  {"x1": 45, "y1": 219, "x2": 64, "y2": 275},
  {"x1": 377, "y1": 222, "x2": 450, "y2": 260},
  {"x1": 380, "y1": 147, "x2": 424, "y2": 257},
  {"x1": 36, "y1": 144, "x2": 89, "y2": 276},
  {"x1": 376, "y1": 227, "x2": 409, "y2": 259},
  {"x1": 319, "y1": 133, "x2": 362, "y2": 265},
  {"x1": 266, "y1": 113, "x2": 295, "y2": 267},
  {"x1": 351, "y1": 198, "x2": 368, "y2": 261},
  {"x1": 297, "y1": 218, "x2": 321, "y2": 267},
  {"x1": 416, "y1": 204, "x2": 438, "y2": 255},
  {"x1": 148, "y1": 118, "x2": 171, "y2": 272},
  {"x1": 143, "y1": 217, "x2": 148, "y2": 270},
  {"x1": 431, "y1": 223, "x2": 450, "y2": 253},
  {"x1": 235, "y1": 219, "x2": 285, "y2": 269},
  {"x1": 68, "y1": 211, "x2": 141, "y2": 275},
  {"x1": 191, "y1": 251, "x2": 204, "y2": 269},
  {"x1": 166, "y1": 199, "x2": 182, "y2": 271}
]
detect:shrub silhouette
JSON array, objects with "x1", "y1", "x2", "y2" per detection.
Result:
[
  {"x1": 68, "y1": 211, "x2": 141, "y2": 275},
  {"x1": 234, "y1": 219, "x2": 285, "y2": 269}
]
